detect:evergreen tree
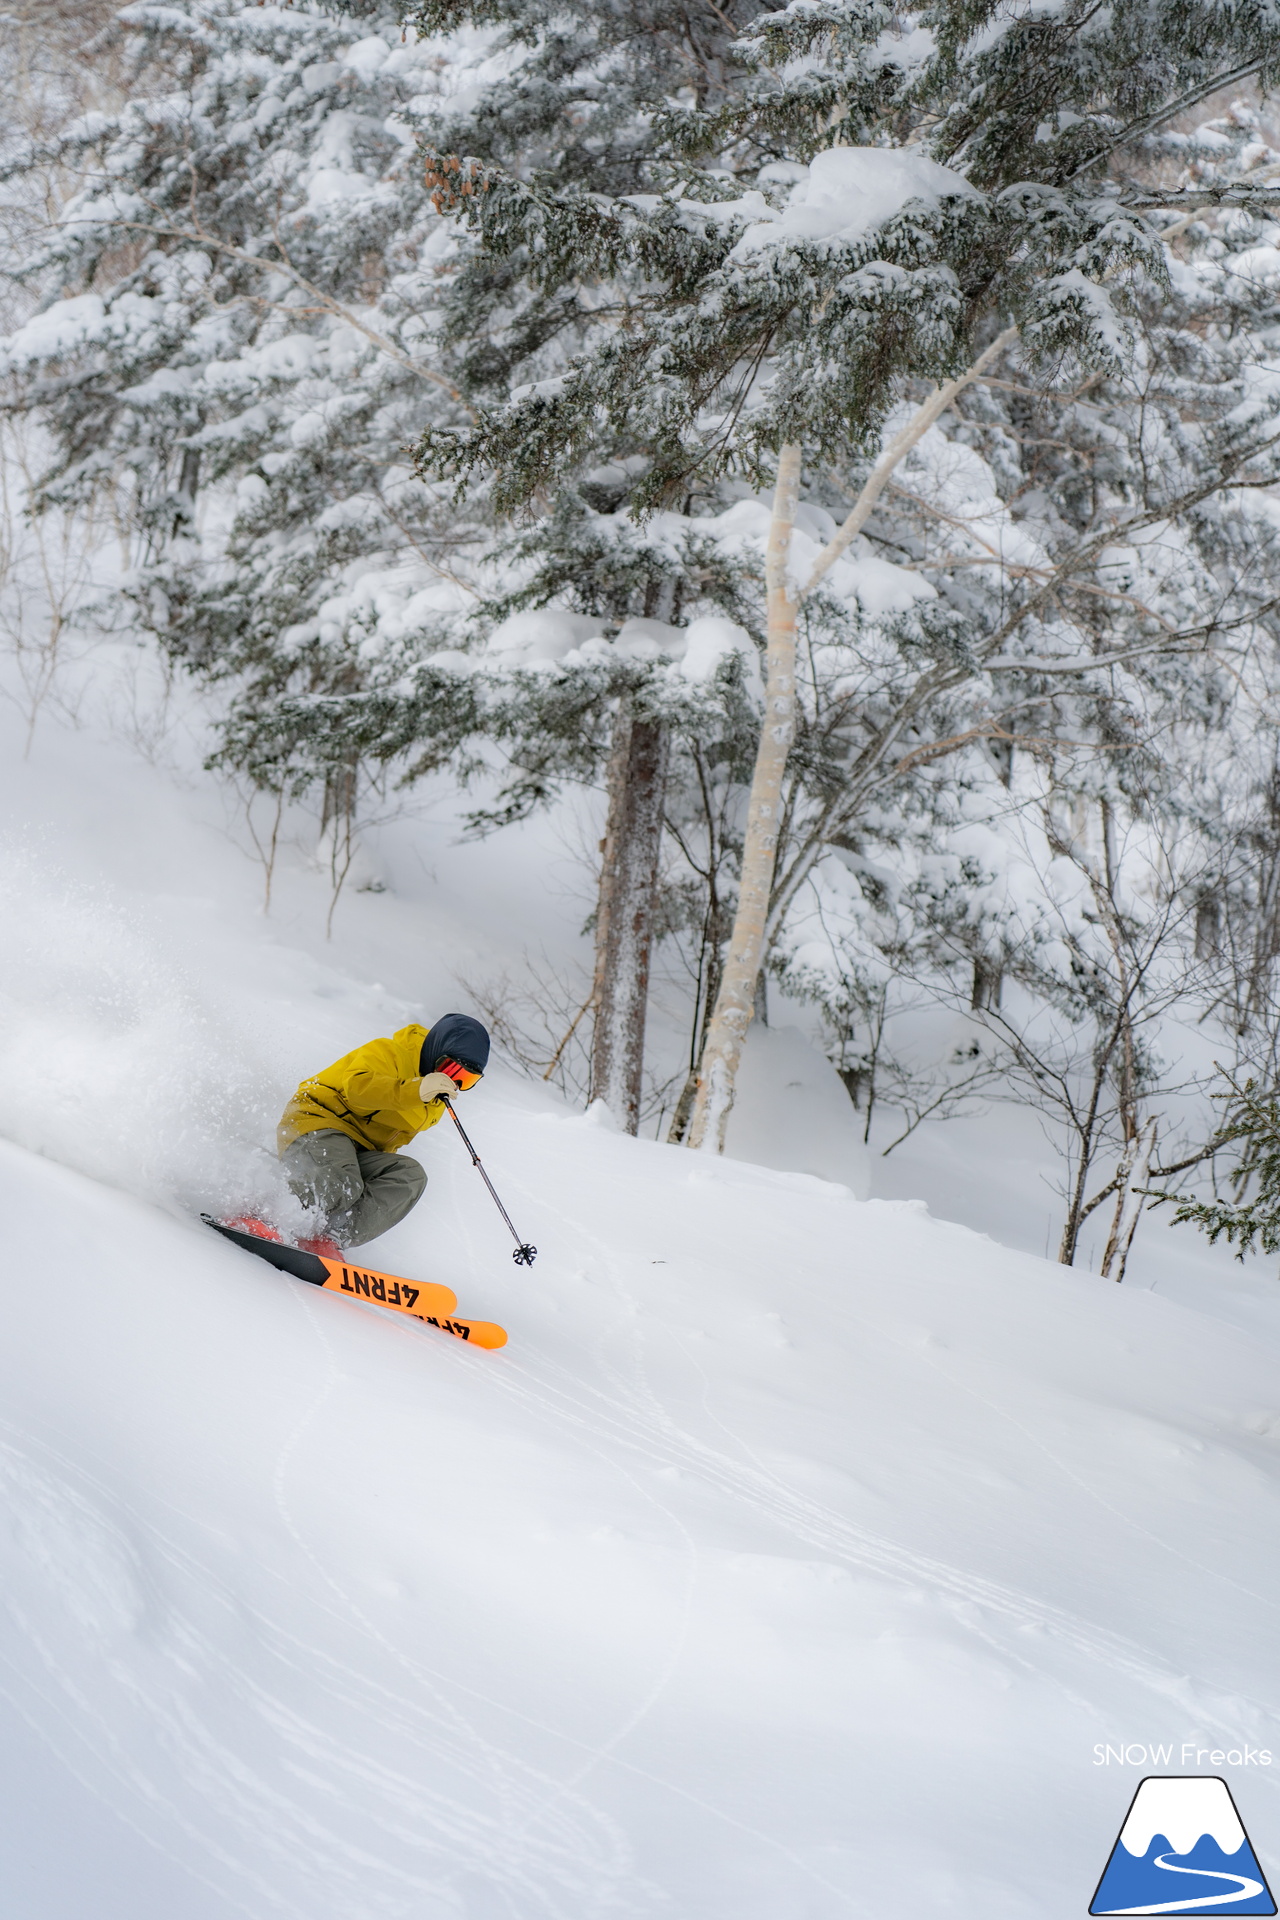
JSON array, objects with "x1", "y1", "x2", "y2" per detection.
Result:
[
  {"x1": 1159, "y1": 1077, "x2": 1280, "y2": 1258},
  {"x1": 429, "y1": 534, "x2": 764, "y2": 1133},
  {"x1": 410, "y1": 0, "x2": 1280, "y2": 1148},
  {"x1": 398, "y1": 0, "x2": 769, "y2": 1129},
  {"x1": 0, "y1": 0, "x2": 482, "y2": 886},
  {"x1": 10, "y1": 0, "x2": 1280, "y2": 1222}
]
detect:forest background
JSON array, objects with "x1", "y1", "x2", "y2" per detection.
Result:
[{"x1": 7, "y1": 0, "x2": 1280, "y2": 1280}]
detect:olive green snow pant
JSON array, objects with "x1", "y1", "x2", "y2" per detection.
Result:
[{"x1": 280, "y1": 1130, "x2": 426, "y2": 1248}]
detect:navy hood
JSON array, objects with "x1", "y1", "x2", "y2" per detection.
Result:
[{"x1": 419, "y1": 1013, "x2": 491, "y2": 1078}]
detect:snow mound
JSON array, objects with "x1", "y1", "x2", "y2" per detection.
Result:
[
  {"x1": 731, "y1": 145, "x2": 978, "y2": 257},
  {"x1": 724, "y1": 1023, "x2": 871, "y2": 1198}
]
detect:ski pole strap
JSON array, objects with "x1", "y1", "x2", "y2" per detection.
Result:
[{"x1": 444, "y1": 1101, "x2": 537, "y2": 1266}]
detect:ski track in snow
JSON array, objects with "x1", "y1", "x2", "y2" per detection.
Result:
[
  {"x1": 481, "y1": 1159, "x2": 1280, "y2": 1781},
  {"x1": 271, "y1": 1277, "x2": 648, "y2": 1919},
  {"x1": 0, "y1": 1409, "x2": 651, "y2": 1920},
  {"x1": 8, "y1": 1141, "x2": 1278, "y2": 1920},
  {"x1": 415, "y1": 1156, "x2": 864, "y2": 1915},
  {"x1": 3, "y1": 1128, "x2": 1280, "y2": 1915}
]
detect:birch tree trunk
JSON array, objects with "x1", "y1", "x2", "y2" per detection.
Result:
[
  {"x1": 590, "y1": 699, "x2": 670, "y2": 1132},
  {"x1": 681, "y1": 331, "x2": 1018, "y2": 1154},
  {"x1": 686, "y1": 442, "x2": 802, "y2": 1151},
  {"x1": 1100, "y1": 1119, "x2": 1156, "y2": 1283}
]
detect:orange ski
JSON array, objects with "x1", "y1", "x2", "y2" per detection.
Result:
[
  {"x1": 203, "y1": 1217, "x2": 506, "y2": 1348},
  {"x1": 318, "y1": 1263, "x2": 506, "y2": 1348},
  {"x1": 411, "y1": 1311, "x2": 507, "y2": 1350}
]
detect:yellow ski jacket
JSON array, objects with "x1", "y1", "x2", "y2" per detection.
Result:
[{"x1": 277, "y1": 1023, "x2": 446, "y2": 1155}]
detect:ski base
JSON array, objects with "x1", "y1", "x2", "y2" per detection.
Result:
[{"x1": 202, "y1": 1217, "x2": 507, "y2": 1349}]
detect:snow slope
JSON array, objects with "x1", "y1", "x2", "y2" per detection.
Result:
[{"x1": 5, "y1": 704, "x2": 1280, "y2": 1917}]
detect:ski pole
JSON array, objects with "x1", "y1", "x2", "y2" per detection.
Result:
[{"x1": 443, "y1": 1099, "x2": 537, "y2": 1266}]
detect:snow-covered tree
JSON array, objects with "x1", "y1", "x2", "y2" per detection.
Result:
[
  {"x1": 384, "y1": 0, "x2": 772, "y2": 1130},
  {"x1": 412, "y1": 0, "x2": 1280, "y2": 1154},
  {"x1": 0, "y1": 0, "x2": 139, "y2": 740},
  {"x1": 0, "y1": 0, "x2": 481, "y2": 890},
  {"x1": 11, "y1": 0, "x2": 1280, "y2": 1264}
]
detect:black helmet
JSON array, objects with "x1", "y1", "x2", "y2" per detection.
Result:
[{"x1": 419, "y1": 1012, "x2": 491, "y2": 1078}]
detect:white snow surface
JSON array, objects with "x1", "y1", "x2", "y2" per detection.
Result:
[
  {"x1": 481, "y1": 607, "x2": 761, "y2": 689},
  {"x1": 724, "y1": 1024, "x2": 870, "y2": 1198},
  {"x1": 729, "y1": 145, "x2": 979, "y2": 258},
  {"x1": 3, "y1": 700, "x2": 1280, "y2": 1916},
  {"x1": 1119, "y1": 1777, "x2": 1246, "y2": 1857}
]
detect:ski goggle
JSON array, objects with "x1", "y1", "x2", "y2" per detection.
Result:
[{"x1": 439, "y1": 1057, "x2": 483, "y2": 1090}]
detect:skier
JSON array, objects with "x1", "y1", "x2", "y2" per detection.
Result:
[{"x1": 272, "y1": 1012, "x2": 490, "y2": 1256}]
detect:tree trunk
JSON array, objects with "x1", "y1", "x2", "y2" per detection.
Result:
[
  {"x1": 319, "y1": 737, "x2": 361, "y2": 938},
  {"x1": 686, "y1": 442, "x2": 802, "y2": 1151},
  {"x1": 970, "y1": 956, "x2": 1002, "y2": 1011},
  {"x1": 589, "y1": 713, "x2": 633, "y2": 1029},
  {"x1": 1100, "y1": 1119, "x2": 1156, "y2": 1283},
  {"x1": 666, "y1": 884, "x2": 726, "y2": 1143},
  {"x1": 590, "y1": 700, "x2": 669, "y2": 1132},
  {"x1": 677, "y1": 339, "x2": 1018, "y2": 1153},
  {"x1": 1242, "y1": 768, "x2": 1280, "y2": 1032},
  {"x1": 320, "y1": 756, "x2": 358, "y2": 842},
  {"x1": 173, "y1": 444, "x2": 201, "y2": 536}
]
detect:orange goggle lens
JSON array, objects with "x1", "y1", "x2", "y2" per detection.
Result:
[{"x1": 440, "y1": 1058, "x2": 482, "y2": 1090}]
